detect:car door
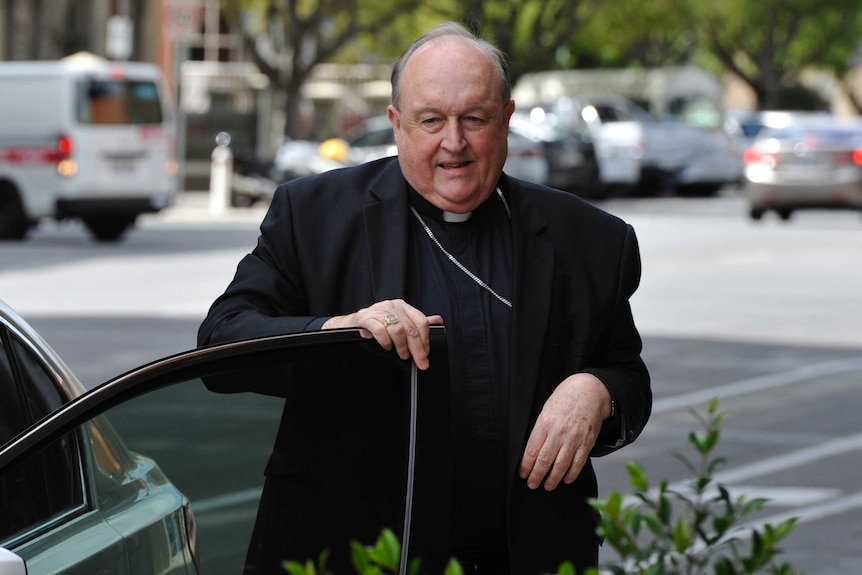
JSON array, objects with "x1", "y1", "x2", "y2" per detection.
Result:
[{"x1": 0, "y1": 327, "x2": 448, "y2": 575}]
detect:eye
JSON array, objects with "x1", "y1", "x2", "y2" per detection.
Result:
[{"x1": 463, "y1": 116, "x2": 487, "y2": 128}]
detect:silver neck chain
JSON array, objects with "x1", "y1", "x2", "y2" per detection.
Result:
[{"x1": 410, "y1": 188, "x2": 512, "y2": 308}]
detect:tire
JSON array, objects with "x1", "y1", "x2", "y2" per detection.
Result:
[
  {"x1": 749, "y1": 207, "x2": 765, "y2": 221},
  {"x1": 83, "y1": 215, "x2": 136, "y2": 242},
  {"x1": 776, "y1": 208, "x2": 793, "y2": 221},
  {"x1": 678, "y1": 183, "x2": 721, "y2": 198},
  {"x1": 0, "y1": 183, "x2": 30, "y2": 240},
  {"x1": 231, "y1": 189, "x2": 256, "y2": 208}
]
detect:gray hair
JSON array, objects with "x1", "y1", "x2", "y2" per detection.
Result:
[{"x1": 390, "y1": 22, "x2": 512, "y2": 109}]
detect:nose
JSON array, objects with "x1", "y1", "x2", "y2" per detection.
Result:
[{"x1": 440, "y1": 119, "x2": 466, "y2": 152}]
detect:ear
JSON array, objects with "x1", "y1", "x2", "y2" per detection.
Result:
[
  {"x1": 504, "y1": 99, "x2": 515, "y2": 123},
  {"x1": 388, "y1": 105, "x2": 400, "y2": 130}
]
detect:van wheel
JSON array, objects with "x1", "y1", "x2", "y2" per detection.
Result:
[
  {"x1": 0, "y1": 184, "x2": 30, "y2": 240},
  {"x1": 83, "y1": 215, "x2": 136, "y2": 242}
]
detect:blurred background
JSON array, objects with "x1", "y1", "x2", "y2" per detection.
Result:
[
  {"x1": 2, "y1": 2, "x2": 862, "y2": 573},
  {"x1": 4, "y1": 0, "x2": 862, "y2": 197}
]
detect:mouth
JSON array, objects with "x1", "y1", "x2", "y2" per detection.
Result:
[{"x1": 439, "y1": 161, "x2": 472, "y2": 169}]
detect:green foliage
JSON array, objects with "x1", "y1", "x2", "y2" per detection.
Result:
[
  {"x1": 282, "y1": 399, "x2": 802, "y2": 575},
  {"x1": 586, "y1": 398, "x2": 804, "y2": 575}
]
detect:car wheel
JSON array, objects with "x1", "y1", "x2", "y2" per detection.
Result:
[
  {"x1": 231, "y1": 190, "x2": 256, "y2": 208},
  {"x1": 749, "y1": 207, "x2": 765, "y2": 221},
  {"x1": 0, "y1": 183, "x2": 31, "y2": 240},
  {"x1": 83, "y1": 215, "x2": 136, "y2": 242},
  {"x1": 776, "y1": 209, "x2": 793, "y2": 221}
]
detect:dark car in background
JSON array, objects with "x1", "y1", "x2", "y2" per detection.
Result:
[
  {"x1": 742, "y1": 117, "x2": 862, "y2": 221},
  {"x1": 508, "y1": 111, "x2": 600, "y2": 199}
]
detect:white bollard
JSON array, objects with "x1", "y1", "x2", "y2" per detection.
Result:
[{"x1": 209, "y1": 132, "x2": 233, "y2": 215}]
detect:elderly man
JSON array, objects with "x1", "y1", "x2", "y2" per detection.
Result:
[{"x1": 199, "y1": 21, "x2": 651, "y2": 575}]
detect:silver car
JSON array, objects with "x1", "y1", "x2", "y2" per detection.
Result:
[{"x1": 743, "y1": 117, "x2": 862, "y2": 221}]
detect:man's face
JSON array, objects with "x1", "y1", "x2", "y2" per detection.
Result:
[{"x1": 388, "y1": 38, "x2": 515, "y2": 213}]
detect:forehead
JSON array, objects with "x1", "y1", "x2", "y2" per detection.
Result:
[{"x1": 399, "y1": 37, "x2": 501, "y2": 108}]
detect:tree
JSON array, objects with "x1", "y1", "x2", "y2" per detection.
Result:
[
  {"x1": 573, "y1": 0, "x2": 701, "y2": 69},
  {"x1": 220, "y1": 0, "x2": 424, "y2": 138},
  {"x1": 697, "y1": 0, "x2": 862, "y2": 110}
]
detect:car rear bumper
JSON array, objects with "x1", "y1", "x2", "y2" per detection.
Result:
[{"x1": 56, "y1": 196, "x2": 173, "y2": 217}]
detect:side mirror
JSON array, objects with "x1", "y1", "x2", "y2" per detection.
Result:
[{"x1": 0, "y1": 548, "x2": 26, "y2": 575}]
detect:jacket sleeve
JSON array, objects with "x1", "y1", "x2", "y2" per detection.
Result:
[
  {"x1": 197, "y1": 184, "x2": 322, "y2": 348},
  {"x1": 583, "y1": 223, "x2": 652, "y2": 456}
]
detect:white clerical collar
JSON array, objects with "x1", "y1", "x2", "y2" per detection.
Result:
[{"x1": 443, "y1": 210, "x2": 472, "y2": 223}]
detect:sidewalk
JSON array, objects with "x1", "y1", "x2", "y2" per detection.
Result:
[{"x1": 150, "y1": 190, "x2": 270, "y2": 224}]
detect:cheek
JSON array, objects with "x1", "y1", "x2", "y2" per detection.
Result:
[{"x1": 401, "y1": 138, "x2": 435, "y2": 164}]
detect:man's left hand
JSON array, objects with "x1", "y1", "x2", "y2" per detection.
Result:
[{"x1": 518, "y1": 373, "x2": 612, "y2": 491}]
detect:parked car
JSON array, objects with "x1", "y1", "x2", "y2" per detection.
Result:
[
  {"x1": 520, "y1": 97, "x2": 642, "y2": 197},
  {"x1": 724, "y1": 109, "x2": 833, "y2": 184},
  {"x1": 725, "y1": 109, "x2": 833, "y2": 150},
  {"x1": 0, "y1": 54, "x2": 179, "y2": 241},
  {"x1": 0, "y1": 298, "x2": 199, "y2": 574},
  {"x1": 508, "y1": 110, "x2": 600, "y2": 198},
  {"x1": 533, "y1": 95, "x2": 739, "y2": 197},
  {"x1": 0, "y1": 297, "x2": 447, "y2": 575},
  {"x1": 742, "y1": 117, "x2": 862, "y2": 221}
]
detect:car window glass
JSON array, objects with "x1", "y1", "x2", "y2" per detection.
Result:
[
  {"x1": 77, "y1": 79, "x2": 164, "y2": 125},
  {"x1": 0, "y1": 332, "x2": 65, "y2": 447},
  {"x1": 0, "y1": 431, "x2": 84, "y2": 545},
  {"x1": 100, "y1": 377, "x2": 282, "y2": 574},
  {"x1": 11, "y1": 335, "x2": 66, "y2": 421},
  {"x1": 593, "y1": 105, "x2": 620, "y2": 122},
  {"x1": 0, "y1": 333, "x2": 28, "y2": 447}
]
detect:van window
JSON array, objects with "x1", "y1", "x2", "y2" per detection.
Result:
[{"x1": 76, "y1": 79, "x2": 163, "y2": 125}]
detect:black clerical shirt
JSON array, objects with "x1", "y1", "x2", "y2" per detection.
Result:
[{"x1": 407, "y1": 185, "x2": 514, "y2": 559}]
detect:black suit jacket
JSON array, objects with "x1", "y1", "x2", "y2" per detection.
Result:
[{"x1": 198, "y1": 156, "x2": 651, "y2": 574}]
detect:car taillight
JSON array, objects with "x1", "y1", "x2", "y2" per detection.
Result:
[
  {"x1": 853, "y1": 148, "x2": 862, "y2": 167},
  {"x1": 743, "y1": 147, "x2": 779, "y2": 168},
  {"x1": 55, "y1": 135, "x2": 78, "y2": 177}
]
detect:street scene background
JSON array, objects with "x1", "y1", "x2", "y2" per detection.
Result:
[{"x1": 0, "y1": 188, "x2": 860, "y2": 574}]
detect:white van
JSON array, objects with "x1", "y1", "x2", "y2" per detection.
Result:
[{"x1": 0, "y1": 52, "x2": 179, "y2": 241}]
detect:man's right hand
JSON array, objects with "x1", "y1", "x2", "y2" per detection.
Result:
[{"x1": 322, "y1": 299, "x2": 443, "y2": 370}]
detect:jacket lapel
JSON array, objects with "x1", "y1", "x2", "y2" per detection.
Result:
[{"x1": 362, "y1": 161, "x2": 412, "y2": 301}]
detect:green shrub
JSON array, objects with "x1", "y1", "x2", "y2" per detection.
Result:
[
  {"x1": 585, "y1": 398, "x2": 803, "y2": 575},
  {"x1": 284, "y1": 399, "x2": 803, "y2": 575}
]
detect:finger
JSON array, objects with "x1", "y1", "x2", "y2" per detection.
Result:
[
  {"x1": 520, "y1": 430, "x2": 554, "y2": 490},
  {"x1": 542, "y1": 443, "x2": 578, "y2": 491},
  {"x1": 394, "y1": 313, "x2": 430, "y2": 368},
  {"x1": 562, "y1": 447, "x2": 589, "y2": 486}
]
